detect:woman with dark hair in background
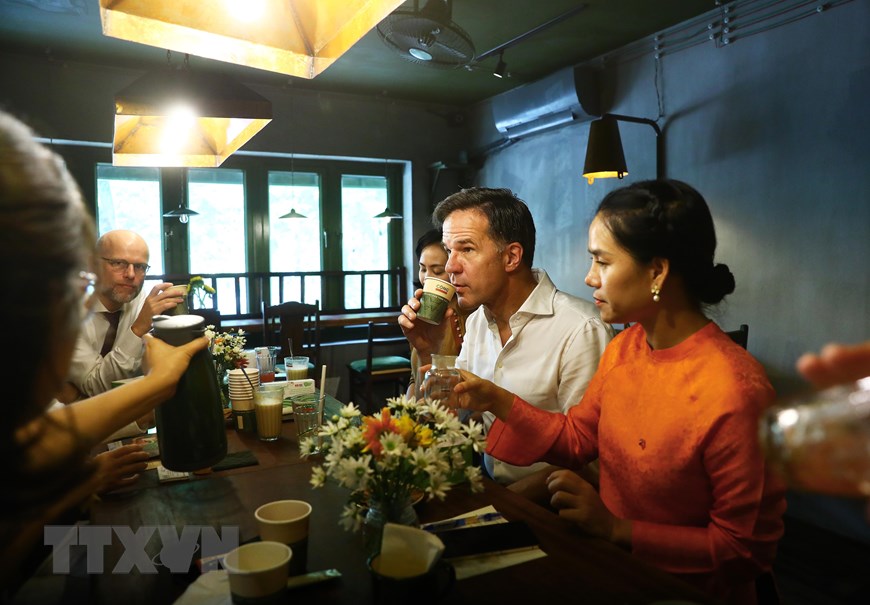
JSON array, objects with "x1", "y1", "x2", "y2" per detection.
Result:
[
  {"x1": 0, "y1": 110, "x2": 207, "y2": 594},
  {"x1": 451, "y1": 179, "x2": 786, "y2": 603}
]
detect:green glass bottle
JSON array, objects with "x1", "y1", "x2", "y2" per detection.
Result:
[{"x1": 152, "y1": 315, "x2": 227, "y2": 471}]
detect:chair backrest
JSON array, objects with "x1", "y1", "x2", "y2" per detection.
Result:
[
  {"x1": 365, "y1": 321, "x2": 407, "y2": 371},
  {"x1": 193, "y1": 308, "x2": 222, "y2": 331},
  {"x1": 611, "y1": 322, "x2": 631, "y2": 335},
  {"x1": 725, "y1": 323, "x2": 749, "y2": 349},
  {"x1": 262, "y1": 300, "x2": 321, "y2": 364}
]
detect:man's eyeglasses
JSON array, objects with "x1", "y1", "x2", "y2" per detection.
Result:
[{"x1": 101, "y1": 257, "x2": 150, "y2": 275}]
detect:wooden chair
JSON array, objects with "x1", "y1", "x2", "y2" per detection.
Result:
[
  {"x1": 193, "y1": 308, "x2": 222, "y2": 331},
  {"x1": 611, "y1": 322, "x2": 631, "y2": 335},
  {"x1": 725, "y1": 323, "x2": 749, "y2": 349},
  {"x1": 347, "y1": 321, "x2": 411, "y2": 414},
  {"x1": 262, "y1": 300, "x2": 321, "y2": 372}
]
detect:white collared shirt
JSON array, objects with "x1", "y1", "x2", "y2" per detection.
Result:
[
  {"x1": 457, "y1": 269, "x2": 612, "y2": 484},
  {"x1": 67, "y1": 289, "x2": 148, "y2": 397}
]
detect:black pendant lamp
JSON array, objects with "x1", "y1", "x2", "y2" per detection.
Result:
[
  {"x1": 582, "y1": 117, "x2": 628, "y2": 184},
  {"x1": 279, "y1": 208, "x2": 307, "y2": 219},
  {"x1": 583, "y1": 113, "x2": 663, "y2": 185},
  {"x1": 373, "y1": 207, "x2": 402, "y2": 220}
]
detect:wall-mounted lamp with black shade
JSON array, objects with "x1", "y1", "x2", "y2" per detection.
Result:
[{"x1": 582, "y1": 113, "x2": 663, "y2": 184}]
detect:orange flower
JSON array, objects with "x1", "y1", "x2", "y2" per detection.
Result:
[{"x1": 361, "y1": 407, "x2": 400, "y2": 457}]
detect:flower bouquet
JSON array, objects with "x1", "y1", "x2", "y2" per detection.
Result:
[
  {"x1": 205, "y1": 326, "x2": 248, "y2": 370},
  {"x1": 308, "y1": 395, "x2": 487, "y2": 543},
  {"x1": 187, "y1": 275, "x2": 216, "y2": 310},
  {"x1": 204, "y1": 325, "x2": 248, "y2": 409}
]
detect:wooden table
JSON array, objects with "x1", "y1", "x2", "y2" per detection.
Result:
[{"x1": 82, "y1": 411, "x2": 713, "y2": 605}]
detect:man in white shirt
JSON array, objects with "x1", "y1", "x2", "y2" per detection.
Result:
[
  {"x1": 399, "y1": 187, "x2": 612, "y2": 497},
  {"x1": 63, "y1": 229, "x2": 184, "y2": 403}
]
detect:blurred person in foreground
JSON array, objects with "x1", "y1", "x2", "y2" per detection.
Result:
[
  {"x1": 0, "y1": 110, "x2": 208, "y2": 595},
  {"x1": 399, "y1": 187, "x2": 612, "y2": 499},
  {"x1": 797, "y1": 341, "x2": 870, "y2": 388},
  {"x1": 405, "y1": 228, "x2": 473, "y2": 399},
  {"x1": 797, "y1": 339, "x2": 870, "y2": 521},
  {"x1": 450, "y1": 179, "x2": 786, "y2": 603}
]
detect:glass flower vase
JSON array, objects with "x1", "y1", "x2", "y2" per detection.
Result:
[
  {"x1": 214, "y1": 362, "x2": 230, "y2": 410},
  {"x1": 362, "y1": 494, "x2": 419, "y2": 557}
]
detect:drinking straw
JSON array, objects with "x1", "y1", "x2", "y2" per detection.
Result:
[
  {"x1": 318, "y1": 364, "x2": 327, "y2": 425},
  {"x1": 241, "y1": 365, "x2": 257, "y2": 395},
  {"x1": 288, "y1": 338, "x2": 294, "y2": 357}
]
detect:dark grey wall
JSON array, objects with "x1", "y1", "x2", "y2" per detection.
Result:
[
  {"x1": 469, "y1": 1, "x2": 869, "y2": 398},
  {"x1": 466, "y1": 0, "x2": 870, "y2": 540}
]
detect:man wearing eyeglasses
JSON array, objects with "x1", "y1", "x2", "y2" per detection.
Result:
[{"x1": 63, "y1": 229, "x2": 185, "y2": 406}]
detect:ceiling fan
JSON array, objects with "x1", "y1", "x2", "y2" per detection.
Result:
[
  {"x1": 377, "y1": 1, "x2": 589, "y2": 74},
  {"x1": 376, "y1": 0, "x2": 474, "y2": 69}
]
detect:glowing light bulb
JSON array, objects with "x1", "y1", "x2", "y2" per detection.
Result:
[
  {"x1": 160, "y1": 105, "x2": 197, "y2": 154},
  {"x1": 776, "y1": 408, "x2": 799, "y2": 428},
  {"x1": 225, "y1": 0, "x2": 265, "y2": 22},
  {"x1": 179, "y1": 213, "x2": 189, "y2": 224}
]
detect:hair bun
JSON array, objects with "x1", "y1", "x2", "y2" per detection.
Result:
[{"x1": 700, "y1": 263, "x2": 735, "y2": 304}]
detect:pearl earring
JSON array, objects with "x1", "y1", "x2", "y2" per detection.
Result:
[{"x1": 651, "y1": 284, "x2": 661, "y2": 303}]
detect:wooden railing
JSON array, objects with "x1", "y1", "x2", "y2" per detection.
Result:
[{"x1": 145, "y1": 267, "x2": 407, "y2": 321}]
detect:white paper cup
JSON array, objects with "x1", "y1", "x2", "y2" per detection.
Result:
[
  {"x1": 163, "y1": 285, "x2": 189, "y2": 315},
  {"x1": 231, "y1": 398, "x2": 254, "y2": 412},
  {"x1": 228, "y1": 368, "x2": 260, "y2": 400},
  {"x1": 417, "y1": 277, "x2": 455, "y2": 325},
  {"x1": 228, "y1": 368, "x2": 260, "y2": 381},
  {"x1": 223, "y1": 541, "x2": 291, "y2": 602},
  {"x1": 163, "y1": 284, "x2": 188, "y2": 297},
  {"x1": 255, "y1": 500, "x2": 312, "y2": 576}
]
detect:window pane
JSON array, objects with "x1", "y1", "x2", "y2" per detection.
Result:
[
  {"x1": 341, "y1": 175, "x2": 389, "y2": 310},
  {"x1": 96, "y1": 164, "x2": 164, "y2": 272},
  {"x1": 268, "y1": 171, "x2": 322, "y2": 306},
  {"x1": 188, "y1": 168, "x2": 246, "y2": 314}
]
